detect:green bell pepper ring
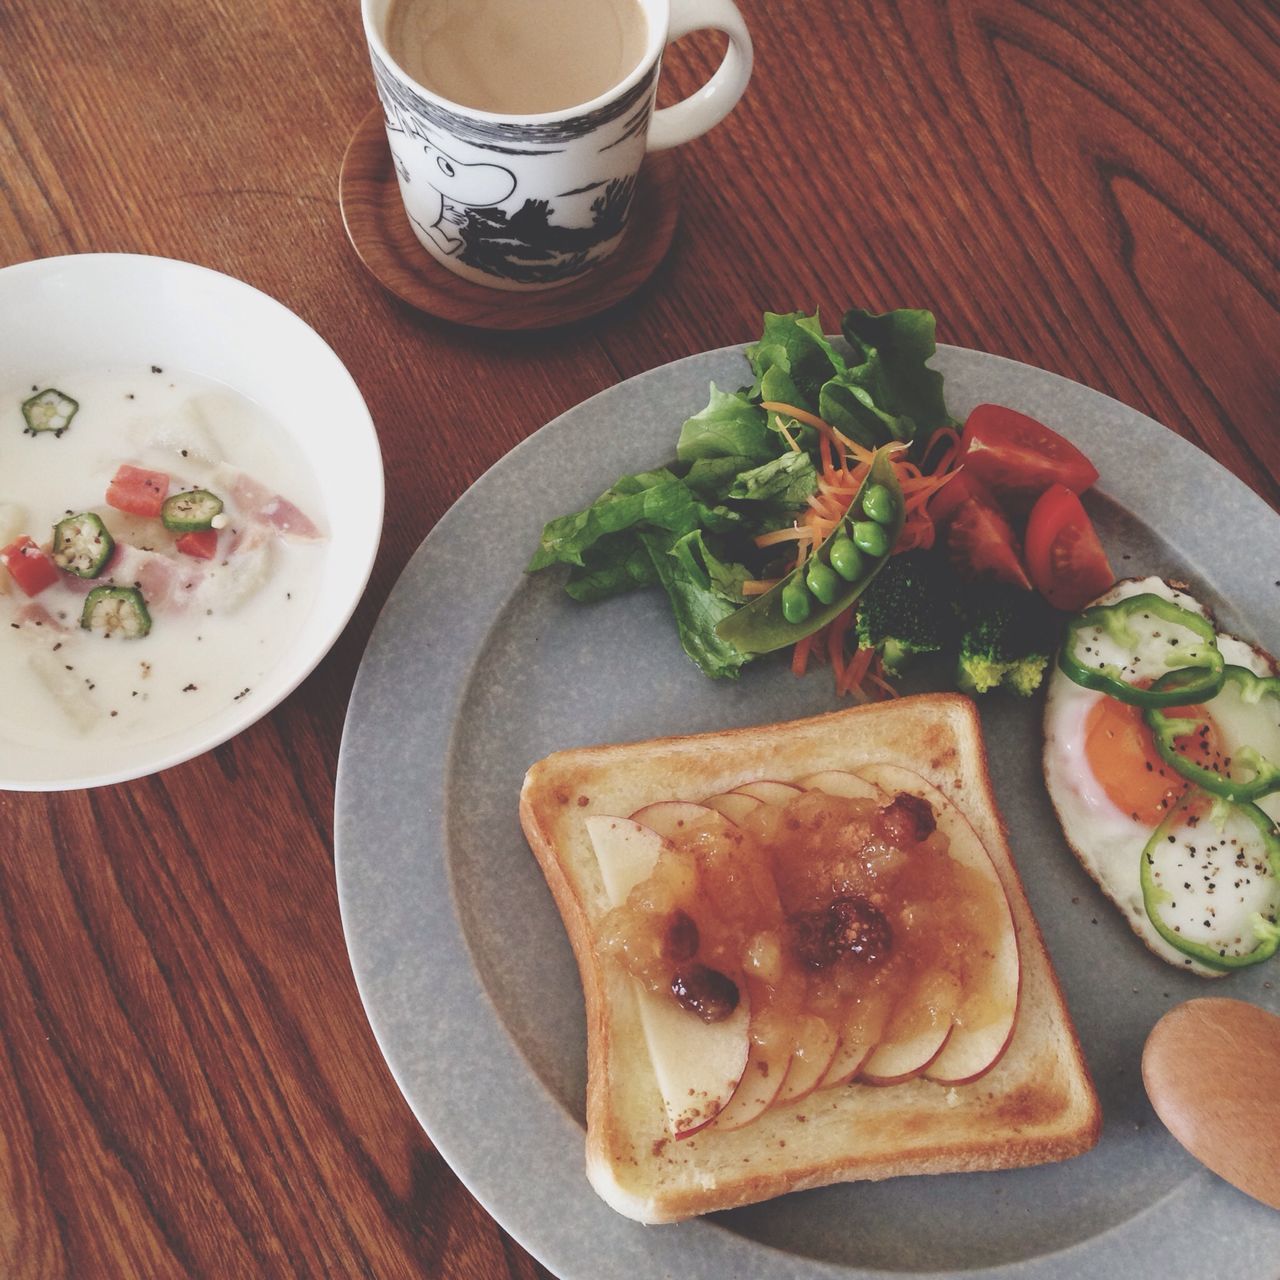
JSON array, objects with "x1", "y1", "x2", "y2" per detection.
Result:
[
  {"x1": 1058, "y1": 592, "x2": 1225, "y2": 707},
  {"x1": 1145, "y1": 665, "x2": 1280, "y2": 802},
  {"x1": 1140, "y1": 792, "x2": 1280, "y2": 971},
  {"x1": 716, "y1": 447, "x2": 904, "y2": 657}
]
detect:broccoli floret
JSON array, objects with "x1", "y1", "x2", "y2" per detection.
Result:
[
  {"x1": 955, "y1": 583, "x2": 1057, "y2": 696},
  {"x1": 855, "y1": 549, "x2": 957, "y2": 675}
]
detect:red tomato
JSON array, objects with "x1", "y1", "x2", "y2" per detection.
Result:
[
  {"x1": 1, "y1": 536, "x2": 60, "y2": 596},
  {"x1": 928, "y1": 470, "x2": 984, "y2": 525},
  {"x1": 1024, "y1": 484, "x2": 1114, "y2": 611},
  {"x1": 176, "y1": 529, "x2": 219, "y2": 560},
  {"x1": 960, "y1": 404, "x2": 1099, "y2": 501},
  {"x1": 106, "y1": 464, "x2": 169, "y2": 517},
  {"x1": 930, "y1": 471, "x2": 1032, "y2": 590}
]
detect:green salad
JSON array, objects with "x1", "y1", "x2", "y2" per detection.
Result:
[{"x1": 527, "y1": 306, "x2": 953, "y2": 680}]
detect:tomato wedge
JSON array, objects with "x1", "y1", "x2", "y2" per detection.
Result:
[
  {"x1": 929, "y1": 471, "x2": 1031, "y2": 590},
  {"x1": 960, "y1": 404, "x2": 1099, "y2": 502},
  {"x1": 1, "y1": 536, "x2": 61, "y2": 596},
  {"x1": 106, "y1": 464, "x2": 169, "y2": 518},
  {"x1": 1024, "y1": 484, "x2": 1114, "y2": 611}
]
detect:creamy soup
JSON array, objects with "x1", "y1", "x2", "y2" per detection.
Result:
[{"x1": 0, "y1": 366, "x2": 326, "y2": 772}]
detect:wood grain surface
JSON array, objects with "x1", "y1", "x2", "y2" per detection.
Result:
[{"x1": 0, "y1": 1, "x2": 1277, "y2": 1277}]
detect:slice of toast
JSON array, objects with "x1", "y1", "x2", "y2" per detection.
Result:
[{"x1": 520, "y1": 694, "x2": 1100, "y2": 1223}]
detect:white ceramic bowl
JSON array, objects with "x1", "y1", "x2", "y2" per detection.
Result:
[{"x1": 0, "y1": 254, "x2": 383, "y2": 790}]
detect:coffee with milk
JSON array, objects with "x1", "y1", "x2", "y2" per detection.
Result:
[{"x1": 385, "y1": 0, "x2": 649, "y2": 115}]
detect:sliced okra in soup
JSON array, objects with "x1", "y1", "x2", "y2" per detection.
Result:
[
  {"x1": 1060, "y1": 593, "x2": 1225, "y2": 706},
  {"x1": 1140, "y1": 794, "x2": 1280, "y2": 970},
  {"x1": 52, "y1": 512, "x2": 115, "y2": 578},
  {"x1": 21, "y1": 387, "x2": 79, "y2": 435},
  {"x1": 161, "y1": 489, "x2": 224, "y2": 532},
  {"x1": 81, "y1": 586, "x2": 151, "y2": 639}
]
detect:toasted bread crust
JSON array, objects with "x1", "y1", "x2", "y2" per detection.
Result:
[{"x1": 521, "y1": 694, "x2": 1100, "y2": 1223}]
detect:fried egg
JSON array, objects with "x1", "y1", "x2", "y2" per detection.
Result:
[{"x1": 1043, "y1": 577, "x2": 1280, "y2": 976}]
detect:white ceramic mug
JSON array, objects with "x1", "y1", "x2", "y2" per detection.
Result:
[{"x1": 361, "y1": 0, "x2": 752, "y2": 291}]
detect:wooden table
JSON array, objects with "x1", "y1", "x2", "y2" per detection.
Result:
[{"x1": 1, "y1": 1, "x2": 1276, "y2": 1276}]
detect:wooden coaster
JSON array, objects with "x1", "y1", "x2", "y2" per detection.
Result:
[{"x1": 339, "y1": 107, "x2": 680, "y2": 330}]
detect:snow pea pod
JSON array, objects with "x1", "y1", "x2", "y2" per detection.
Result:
[{"x1": 716, "y1": 447, "x2": 903, "y2": 656}]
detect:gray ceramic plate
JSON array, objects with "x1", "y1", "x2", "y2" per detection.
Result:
[{"x1": 335, "y1": 345, "x2": 1280, "y2": 1279}]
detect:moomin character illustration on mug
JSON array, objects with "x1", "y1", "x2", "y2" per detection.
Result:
[{"x1": 382, "y1": 104, "x2": 516, "y2": 255}]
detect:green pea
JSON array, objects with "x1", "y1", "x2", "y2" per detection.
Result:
[
  {"x1": 852, "y1": 520, "x2": 889, "y2": 557},
  {"x1": 862, "y1": 483, "x2": 895, "y2": 525},
  {"x1": 781, "y1": 579, "x2": 812, "y2": 624},
  {"x1": 805, "y1": 560, "x2": 839, "y2": 605},
  {"x1": 829, "y1": 535, "x2": 865, "y2": 581}
]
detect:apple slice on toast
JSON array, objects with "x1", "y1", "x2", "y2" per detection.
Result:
[
  {"x1": 585, "y1": 816, "x2": 750, "y2": 1136},
  {"x1": 701, "y1": 791, "x2": 763, "y2": 824},
  {"x1": 817, "y1": 984, "x2": 898, "y2": 1088},
  {"x1": 769, "y1": 1012, "x2": 840, "y2": 1106},
  {"x1": 796, "y1": 769, "x2": 886, "y2": 803},
  {"x1": 858, "y1": 764, "x2": 1020, "y2": 1085},
  {"x1": 732, "y1": 779, "x2": 805, "y2": 805},
  {"x1": 710, "y1": 994, "x2": 793, "y2": 1132}
]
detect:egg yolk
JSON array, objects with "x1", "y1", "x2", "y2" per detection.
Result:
[{"x1": 1083, "y1": 697, "x2": 1218, "y2": 824}]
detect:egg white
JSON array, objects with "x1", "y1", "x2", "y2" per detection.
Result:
[{"x1": 1042, "y1": 577, "x2": 1278, "y2": 976}]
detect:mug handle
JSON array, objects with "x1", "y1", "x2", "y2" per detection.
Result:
[{"x1": 646, "y1": 0, "x2": 753, "y2": 151}]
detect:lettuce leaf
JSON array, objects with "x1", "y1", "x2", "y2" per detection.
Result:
[
  {"x1": 682, "y1": 451, "x2": 817, "y2": 512},
  {"x1": 726, "y1": 451, "x2": 817, "y2": 506},
  {"x1": 746, "y1": 311, "x2": 845, "y2": 409},
  {"x1": 676, "y1": 385, "x2": 772, "y2": 463},
  {"x1": 527, "y1": 468, "x2": 697, "y2": 571},
  {"x1": 640, "y1": 528, "x2": 751, "y2": 678},
  {"x1": 563, "y1": 537, "x2": 657, "y2": 603},
  {"x1": 842, "y1": 306, "x2": 953, "y2": 446}
]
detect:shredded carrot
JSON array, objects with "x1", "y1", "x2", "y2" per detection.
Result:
[
  {"x1": 754, "y1": 526, "x2": 813, "y2": 548},
  {"x1": 762, "y1": 401, "x2": 877, "y2": 468},
  {"x1": 922, "y1": 425, "x2": 962, "y2": 476},
  {"x1": 761, "y1": 401, "x2": 833, "y2": 434},
  {"x1": 817, "y1": 427, "x2": 835, "y2": 478},
  {"x1": 741, "y1": 578, "x2": 779, "y2": 596},
  {"x1": 826, "y1": 607, "x2": 853, "y2": 688},
  {"x1": 792, "y1": 632, "x2": 813, "y2": 677},
  {"x1": 838, "y1": 644, "x2": 876, "y2": 699},
  {"x1": 868, "y1": 668, "x2": 899, "y2": 700}
]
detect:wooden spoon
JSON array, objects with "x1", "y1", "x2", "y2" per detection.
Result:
[{"x1": 1142, "y1": 997, "x2": 1280, "y2": 1210}]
